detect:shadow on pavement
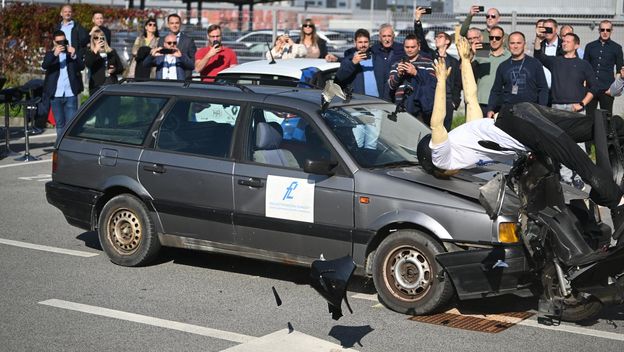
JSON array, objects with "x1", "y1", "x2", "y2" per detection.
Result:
[
  {"x1": 328, "y1": 324, "x2": 374, "y2": 348},
  {"x1": 76, "y1": 231, "x2": 102, "y2": 251}
]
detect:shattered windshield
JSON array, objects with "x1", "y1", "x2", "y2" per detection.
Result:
[{"x1": 322, "y1": 104, "x2": 431, "y2": 168}]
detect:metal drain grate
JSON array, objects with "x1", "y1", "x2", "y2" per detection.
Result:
[{"x1": 408, "y1": 310, "x2": 534, "y2": 333}]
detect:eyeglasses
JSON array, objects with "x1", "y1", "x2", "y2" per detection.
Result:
[
  {"x1": 302, "y1": 24, "x2": 315, "y2": 28},
  {"x1": 165, "y1": 41, "x2": 177, "y2": 45},
  {"x1": 489, "y1": 36, "x2": 502, "y2": 41},
  {"x1": 600, "y1": 28, "x2": 612, "y2": 32},
  {"x1": 146, "y1": 23, "x2": 156, "y2": 27},
  {"x1": 486, "y1": 15, "x2": 497, "y2": 19}
]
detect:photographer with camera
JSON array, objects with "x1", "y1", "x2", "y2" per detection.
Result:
[
  {"x1": 85, "y1": 28, "x2": 123, "y2": 95},
  {"x1": 335, "y1": 29, "x2": 382, "y2": 97},
  {"x1": 195, "y1": 24, "x2": 237, "y2": 82},
  {"x1": 266, "y1": 34, "x2": 307, "y2": 60},
  {"x1": 387, "y1": 34, "x2": 436, "y2": 125},
  {"x1": 42, "y1": 30, "x2": 85, "y2": 142},
  {"x1": 144, "y1": 33, "x2": 194, "y2": 81}
]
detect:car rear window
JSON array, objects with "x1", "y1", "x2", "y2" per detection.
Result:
[{"x1": 68, "y1": 95, "x2": 168, "y2": 145}]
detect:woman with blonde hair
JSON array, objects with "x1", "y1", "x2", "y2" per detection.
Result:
[
  {"x1": 127, "y1": 18, "x2": 160, "y2": 79},
  {"x1": 85, "y1": 27, "x2": 124, "y2": 95},
  {"x1": 295, "y1": 19, "x2": 337, "y2": 61}
]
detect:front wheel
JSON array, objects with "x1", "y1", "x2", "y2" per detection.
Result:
[
  {"x1": 98, "y1": 194, "x2": 161, "y2": 267},
  {"x1": 372, "y1": 229, "x2": 454, "y2": 315},
  {"x1": 541, "y1": 264, "x2": 604, "y2": 322}
]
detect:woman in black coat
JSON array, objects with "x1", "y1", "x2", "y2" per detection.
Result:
[
  {"x1": 295, "y1": 19, "x2": 338, "y2": 62},
  {"x1": 85, "y1": 27, "x2": 124, "y2": 95}
]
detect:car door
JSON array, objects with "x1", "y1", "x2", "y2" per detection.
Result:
[
  {"x1": 232, "y1": 105, "x2": 354, "y2": 261},
  {"x1": 138, "y1": 98, "x2": 243, "y2": 244}
]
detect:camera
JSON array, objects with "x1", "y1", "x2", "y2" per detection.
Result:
[
  {"x1": 544, "y1": 27, "x2": 553, "y2": 34},
  {"x1": 478, "y1": 6, "x2": 485, "y2": 12},
  {"x1": 160, "y1": 48, "x2": 176, "y2": 54}
]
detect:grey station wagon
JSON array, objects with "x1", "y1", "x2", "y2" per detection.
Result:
[{"x1": 46, "y1": 81, "x2": 523, "y2": 316}]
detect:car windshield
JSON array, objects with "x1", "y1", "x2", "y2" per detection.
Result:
[{"x1": 322, "y1": 104, "x2": 431, "y2": 168}]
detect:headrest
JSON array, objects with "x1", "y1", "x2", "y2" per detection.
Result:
[{"x1": 255, "y1": 122, "x2": 282, "y2": 150}]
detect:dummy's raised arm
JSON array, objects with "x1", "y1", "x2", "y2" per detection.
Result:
[
  {"x1": 455, "y1": 27, "x2": 482, "y2": 122},
  {"x1": 430, "y1": 58, "x2": 452, "y2": 146}
]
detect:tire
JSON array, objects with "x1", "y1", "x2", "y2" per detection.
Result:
[
  {"x1": 372, "y1": 229, "x2": 454, "y2": 315},
  {"x1": 98, "y1": 194, "x2": 161, "y2": 267},
  {"x1": 541, "y1": 265, "x2": 604, "y2": 322}
]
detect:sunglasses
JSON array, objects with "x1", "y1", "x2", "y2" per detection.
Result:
[
  {"x1": 94, "y1": 36, "x2": 105, "y2": 41},
  {"x1": 147, "y1": 23, "x2": 156, "y2": 27},
  {"x1": 489, "y1": 36, "x2": 502, "y2": 41},
  {"x1": 600, "y1": 28, "x2": 612, "y2": 32},
  {"x1": 486, "y1": 15, "x2": 497, "y2": 19},
  {"x1": 302, "y1": 24, "x2": 315, "y2": 28},
  {"x1": 165, "y1": 41, "x2": 177, "y2": 45}
]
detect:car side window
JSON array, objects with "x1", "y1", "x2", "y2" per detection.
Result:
[
  {"x1": 155, "y1": 100, "x2": 240, "y2": 158},
  {"x1": 69, "y1": 95, "x2": 168, "y2": 145},
  {"x1": 248, "y1": 107, "x2": 332, "y2": 169}
]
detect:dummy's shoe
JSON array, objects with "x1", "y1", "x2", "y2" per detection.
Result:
[{"x1": 611, "y1": 204, "x2": 624, "y2": 242}]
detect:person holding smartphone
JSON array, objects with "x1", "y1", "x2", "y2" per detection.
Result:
[
  {"x1": 459, "y1": 5, "x2": 505, "y2": 45},
  {"x1": 535, "y1": 19, "x2": 563, "y2": 57},
  {"x1": 335, "y1": 29, "x2": 381, "y2": 97},
  {"x1": 144, "y1": 33, "x2": 194, "y2": 80},
  {"x1": 42, "y1": 30, "x2": 85, "y2": 142},
  {"x1": 195, "y1": 24, "x2": 238, "y2": 82},
  {"x1": 85, "y1": 28, "x2": 124, "y2": 95},
  {"x1": 472, "y1": 25, "x2": 510, "y2": 116}
]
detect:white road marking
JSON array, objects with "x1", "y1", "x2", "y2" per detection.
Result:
[
  {"x1": 518, "y1": 319, "x2": 624, "y2": 342},
  {"x1": 0, "y1": 238, "x2": 98, "y2": 257},
  {"x1": 38, "y1": 299, "x2": 255, "y2": 344},
  {"x1": 0, "y1": 159, "x2": 51, "y2": 169},
  {"x1": 351, "y1": 293, "x2": 378, "y2": 302},
  {"x1": 219, "y1": 329, "x2": 356, "y2": 352},
  {"x1": 18, "y1": 174, "x2": 51, "y2": 182}
]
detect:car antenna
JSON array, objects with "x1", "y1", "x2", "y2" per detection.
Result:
[{"x1": 266, "y1": 41, "x2": 276, "y2": 64}]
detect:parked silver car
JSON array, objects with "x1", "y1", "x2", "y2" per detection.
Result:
[{"x1": 46, "y1": 81, "x2": 521, "y2": 316}]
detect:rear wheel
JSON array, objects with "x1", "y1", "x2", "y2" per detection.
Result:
[
  {"x1": 372, "y1": 229, "x2": 454, "y2": 315},
  {"x1": 541, "y1": 264, "x2": 604, "y2": 322},
  {"x1": 98, "y1": 194, "x2": 161, "y2": 267}
]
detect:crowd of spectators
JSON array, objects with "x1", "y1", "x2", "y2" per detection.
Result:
[{"x1": 40, "y1": 4, "x2": 624, "y2": 173}]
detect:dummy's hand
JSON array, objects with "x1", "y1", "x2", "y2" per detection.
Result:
[
  {"x1": 457, "y1": 36, "x2": 472, "y2": 61},
  {"x1": 433, "y1": 58, "x2": 451, "y2": 81}
]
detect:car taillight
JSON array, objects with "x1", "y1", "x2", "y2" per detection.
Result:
[{"x1": 52, "y1": 150, "x2": 58, "y2": 173}]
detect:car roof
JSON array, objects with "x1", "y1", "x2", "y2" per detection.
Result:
[
  {"x1": 103, "y1": 80, "x2": 383, "y2": 109},
  {"x1": 217, "y1": 59, "x2": 341, "y2": 79}
]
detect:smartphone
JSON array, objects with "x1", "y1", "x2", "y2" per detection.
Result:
[
  {"x1": 423, "y1": 6, "x2": 432, "y2": 14},
  {"x1": 212, "y1": 40, "x2": 221, "y2": 48},
  {"x1": 61, "y1": 39, "x2": 69, "y2": 51},
  {"x1": 160, "y1": 48, "x2": 175, "y2": 54},
  {"x1": 544, "y1": 27, "x2": 553, "y2": 34},
  {"x1": 364, "y1": 49, "x2": 372, "y2": 60},
  {"x1": 401, "y1": 56, "x2": 409, "y2": 64},
  {"x1": 478, "y1": 6, "x2": 485, "y2": 12}
]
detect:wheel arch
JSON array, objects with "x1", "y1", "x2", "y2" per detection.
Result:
[{"x1": 92, "y1": 181, "x2": 156, "y2": 232}]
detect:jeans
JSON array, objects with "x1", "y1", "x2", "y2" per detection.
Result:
[{"x1": 50, "y1": 95, "x2": 78, "y2": 142}]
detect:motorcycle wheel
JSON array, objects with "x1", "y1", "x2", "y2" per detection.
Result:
[
  {"x1": 541, "y1": 265, "x2": 604, "y2": 322},
  {"x1": 372, "y1": 229, "x2": 454, "y2": 315}
]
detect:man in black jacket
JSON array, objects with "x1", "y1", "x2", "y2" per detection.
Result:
[
  {"x1": 159, "y1": 14, "x2": 197, "y2": 79},
  {"x1": 91, "y1": 11, "x2": 111, "y2": 45},
  {"x1": 55, "y1": 4, "x2": 89, "y2": 59},
  {"x1": 414, "y1": 7, "x2": 461, "y2": 129},
  {"x1": 42, "y1": 30, "x2": 85, "y2": 142}
]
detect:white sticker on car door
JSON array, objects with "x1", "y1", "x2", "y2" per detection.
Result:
[{"x1": 265, "y1": 175, "x2": 314, "y2": 223}]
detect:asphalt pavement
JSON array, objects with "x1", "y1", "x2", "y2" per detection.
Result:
[{"x1": 1, "y1": 128, "x2": 624, "y2": 351}]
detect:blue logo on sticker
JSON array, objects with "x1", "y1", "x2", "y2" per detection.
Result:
[{"x1": 283, "y1": 181, "x2": 298, "y2": 200}]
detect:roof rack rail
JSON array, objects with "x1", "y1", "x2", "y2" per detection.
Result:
[{"x1": 117, "y1": 76, "x2": 256, "y2": 94}]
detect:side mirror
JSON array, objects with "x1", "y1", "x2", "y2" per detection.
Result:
[{"x1": 304, "y1": 159, "x2": 338, "y2": 176}]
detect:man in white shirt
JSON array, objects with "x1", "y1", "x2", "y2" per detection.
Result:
[{"x1": 144, "y1": 34, "x2": 194, "y2": 80}]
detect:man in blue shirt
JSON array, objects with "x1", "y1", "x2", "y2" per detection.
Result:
[
  {"x1": 55, "y1": 4, "x2": 89, "y2": 59},
  {"x1": 42, "y1": 31, "x2": 85, "y2": 142},
  {"x1": 584, "y1": 20, "x2": 624, "y2": 117}
]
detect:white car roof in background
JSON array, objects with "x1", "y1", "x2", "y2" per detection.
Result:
[{"x1": 218, "y1": 59, "x2": 341, "y2": 79}]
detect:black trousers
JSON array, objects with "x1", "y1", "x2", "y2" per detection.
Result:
[
  {"x1": 586, "y1": 93, "x2": 615, "y2": 117},
  {"x1": 496, "y1": 103, "x2": 623, "y2": 208}
]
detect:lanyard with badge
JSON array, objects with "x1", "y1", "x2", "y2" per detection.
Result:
[{"x1": 511, "y1": 58, "x2": 525, "y2": 95}]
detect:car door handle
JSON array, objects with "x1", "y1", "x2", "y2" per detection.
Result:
[
  {"x1": 237, "y1": 178, "x2": 264, "y2": 188},
  {"x1": 143, "y1": 163, "x2": 166, "y2": 174}
]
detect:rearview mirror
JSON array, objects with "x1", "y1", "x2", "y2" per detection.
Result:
[{"x1": 304, "y1": 159, "x2": 338, "y2": 175}]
